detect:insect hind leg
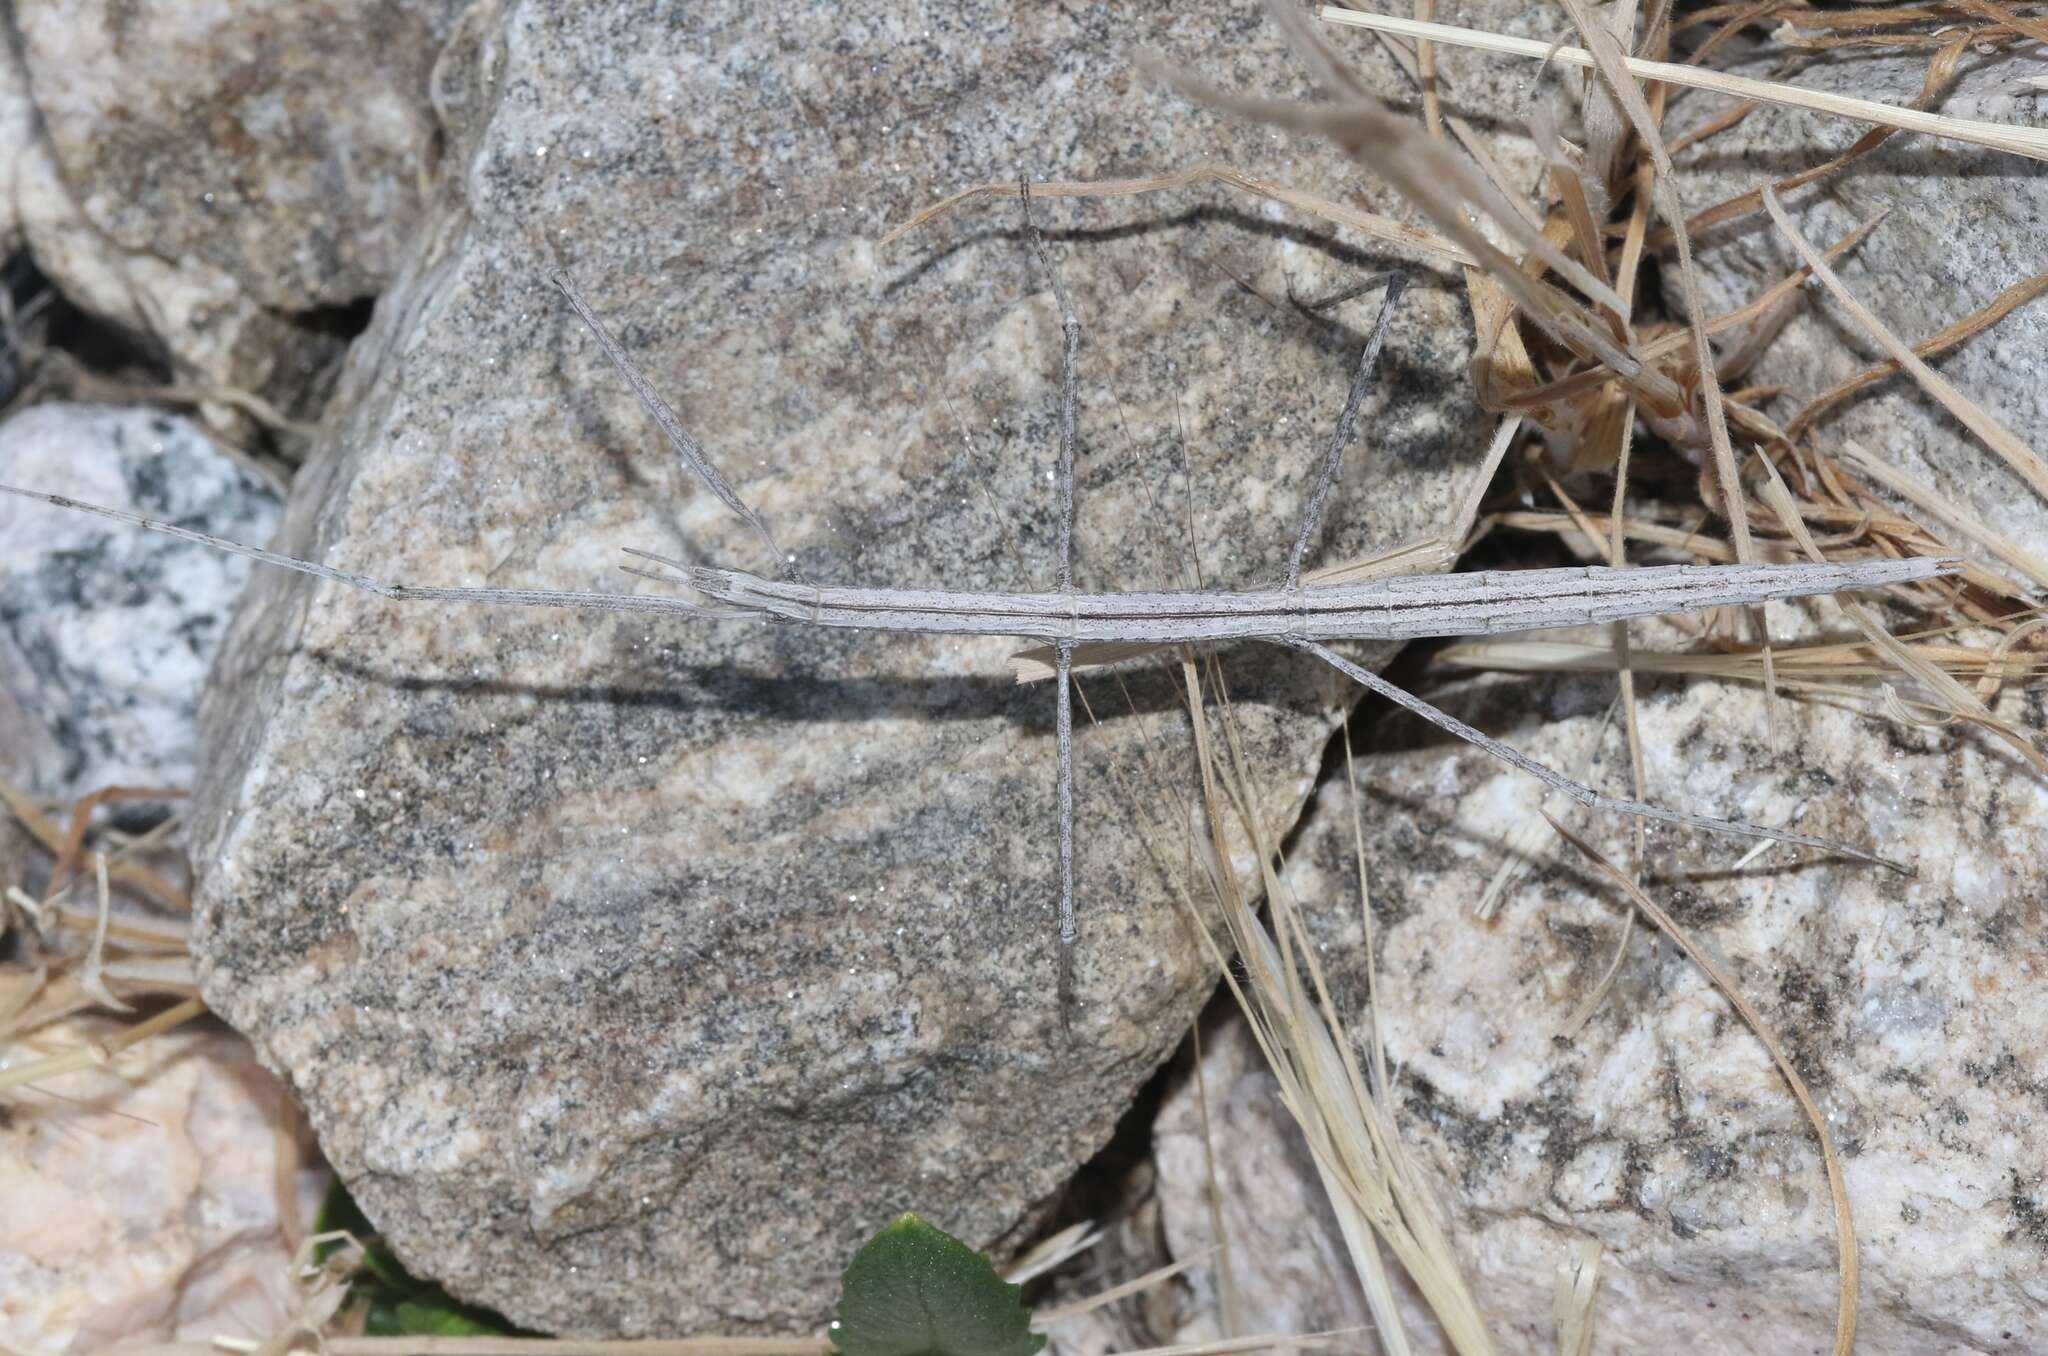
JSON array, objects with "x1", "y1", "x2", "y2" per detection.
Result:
[{"x1": 1287, "y1": 636, "x2": 1905, "y2": 872}]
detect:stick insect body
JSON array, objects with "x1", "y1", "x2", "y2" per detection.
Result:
[{"x1": 1, "y1": 251, "x2": 1961, "y2": 1022}]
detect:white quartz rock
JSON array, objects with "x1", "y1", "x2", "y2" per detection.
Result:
[
  {"x1": 1154, "y1": 628, "x2": 2048, "y2": 1353},
  {"x1": 0, "y1": 404, "x2": 282, "y2": 798}
]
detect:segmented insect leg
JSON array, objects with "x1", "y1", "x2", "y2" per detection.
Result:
[
  {"x1": 550, "y1": 270, "x2": 789, "y2": 576},
  {"x1": 1023, "y1": 182, "x2": 1086, "y2": 1027},
  {"x1": 1284, "y1": 272, "x2": 1407, "y2": 590},
  {"x1": 1286, "y1": 636, "x2": 1904, "y2": 871}
]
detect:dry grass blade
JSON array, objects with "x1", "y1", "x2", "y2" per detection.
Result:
[
  {"x1": 0, "y1": 996, "x2": 207, "y2": 1092},
  {"x1": 1752, "y1": 454, "x2": 2048, "y2": 774},
  {"x1": 1761, "y1": 187, "x2": 2048, "y2": 504},
  {"x1": 1315, "y1": 8, "x2": 2048, "y2": 160},
  {"x1": 1837, "y1": 442, "x2": 2048, "y2": 591},
  {"x1": 1178, "y1": 663, "x2": 1418, "y2": 1356},
  {"x1": 1955, "y1": 0, "x2": 2048, "y2": 43},
  {"x1": 1552, "y1": 1237, "x2": 1602, "y2": 1356},
  {"x1": 1440, "y1": 632, "x2": 2048, "y2": 689},
  {"x1": 1675, "y1": 26, "x2": 1979, "y2": 240},
  {"x1": 49, "y1": 784, "x2": 186, "y2": 893},
  {"x1": 1030, "y1": 1248, "x2": 1214, "y2": 1326},
  {"x1": 1004, "y1": 1219, "x2": 1102, "y2": 1286},
  {"x1": 1541, "y1": 814, "x2": 1858, "y2": 1356},
  {"x1": 1086, "y1": 1336, "x2": 1373, "y2": 1355},
  {"x1": 0, "y1": 776, "x2": 64, "y2": 856},
  {"x1": 1174, "y1": 657, "x2": 1499, "y2": 1356},
  {"x1": 2, "y1": 774, "x2": 205, "y2": 1054},
  {"x1": 76, "y1": 853, "x2": 135, "y2": 1013},
  {"x1": 96, "y1": 952, "x2": 200, "y2": 996},
  {"x1": 1330, "y1": 0, "x2": 1557, "y2": 416},
  {"x1": 1152, "y1": 9, "x2": 1668, "y2": 414},
  {"x1": 1786, "y1": 273, "x2": 2048, "y2": 441},
  {"x1": 1760, "y1": 3, "x2": 2039, "y2": 32},
  {"x1": 1556, "y1": 0, "x2": 1671, "y2": 175},
  {"x1": 1493, "y1": 207, "x2": 1885, "y2": 426},
  {"x1": 1541, "y1": 0, "x2": 1777, "y2": 720}
]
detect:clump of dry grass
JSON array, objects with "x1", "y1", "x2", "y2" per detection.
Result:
[
  {"x1": 1176, "y1": 657, "x2": 1498, "y2": 1356},
  {"x1": 895, "y1": 1, "x2": 2046, "y2": 1350},
  {"x1": 0, "y1": 778, "x2": 202, "y2": 1073}
]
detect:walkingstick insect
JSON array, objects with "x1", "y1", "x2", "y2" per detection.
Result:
[{"x1": 0, "y1": 218, "x2": 1960, "y2": 1015}]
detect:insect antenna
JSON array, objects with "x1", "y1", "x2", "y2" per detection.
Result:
[{"x1": 0, "y1": 485, "x2": 746, "y2": 620}]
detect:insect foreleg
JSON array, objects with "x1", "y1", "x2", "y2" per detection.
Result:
[{"x1": 550, "y1": 271, "x2": 787, "y2": 576}]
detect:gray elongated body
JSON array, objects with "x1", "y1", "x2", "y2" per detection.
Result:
[
  {"x1": 689, "y1": 557, "x2": 1954, "y2": 643},
  {"x1": 0, "y1": 481, "x2": 1960, "y2": 648},
  {"x1": 0, "y1": 264, "x2": 1971, "y2": 1022}
]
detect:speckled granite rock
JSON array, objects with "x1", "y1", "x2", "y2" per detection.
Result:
[
  {"x1": 0, "y1": 1015, "x2": 327, "y2": 1355},
  {"x1": 0, "y1": 39, "x2": 32, "y2": 255},
  {"x1": 9, "y1": 0, "x2": 463, "y2": 405},
  {"x1": 1154, "y1": 617, "x2": 2048, "y2": 1353},
  {"x1": 1668, "y1": 44, "x2": 2048, "y2": 565},
  {"x1": 0, "y1": 404, "x2": 282, "y2": 798},
  {"x1": 183, "y1": 0, "x2": 1503, "y2": 1336},
  {"x1": 1153, "y1": 1014, "x2": 1371, "y2": 1344}
]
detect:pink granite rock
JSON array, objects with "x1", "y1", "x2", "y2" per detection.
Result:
[{"x1": 0, "y1": 1016, "x2": 328, "y2": 1354}]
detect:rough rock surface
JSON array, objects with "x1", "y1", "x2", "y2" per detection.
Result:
[
  {"x1": 0, "y1": 36, "x2": 32, "y2": 255},
  {"x1": 1155, "y1": 616, "x2": 2048, "y2": 1353},
  {"x1": 0, "y1": 1015, "x2": 328, "y2": 1355},
  {"x1": 8, "y1": 0, "x2": 464, "y2": 405},
  {"x1": 1153, "y1": 1014, "x2": 1371, "y2": 1344},
  {"x1": 1669, "y1": 43, "x2": 2048, "y2": 566},
  {"x1": 187, "y1": 0, "x2": 1501, "y2": 1336},
  {"x1": 0, "y1": 404, "x2": 282, "y2": 799}
]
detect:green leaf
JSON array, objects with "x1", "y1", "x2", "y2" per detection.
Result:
[
  {"x1": 371, "y1": 1297, "x2": 514, "y2": 1337},
  {"x1": 830, "y1": 1213, "x2": 1044, "y2": 1356},
  {"x1": 312, "y1": 1178, "x2": 408, "y2": 1286},
  {"x1": 313, "y1": 1178, "x2": 525, "y2": 1338}
]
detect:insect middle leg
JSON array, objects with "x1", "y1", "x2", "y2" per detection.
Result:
[{"x1": 1020, "y1": 184, "x2": 1085, "y2": 1026}]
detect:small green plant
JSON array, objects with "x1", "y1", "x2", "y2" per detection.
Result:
[
  {"x1": 314, "y1": 1180, "x2": 524, "y2": 1337},
  {"x1": 829, "y1": 1213, "x2": 1044, "y2": 1356}
]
